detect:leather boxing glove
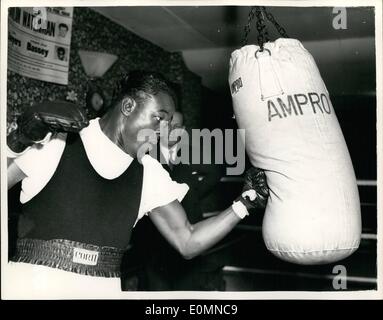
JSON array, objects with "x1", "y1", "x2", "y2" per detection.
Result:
[
  {"x1": 7, "y1": 100, "x2": 89, "y2": 154},
  {"x1": 237, "y1": 167, "x2": 269, "y2": 210}
]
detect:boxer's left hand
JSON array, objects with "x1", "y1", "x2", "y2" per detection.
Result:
[
  {"x1": 7, "y1": 100, "x2": 89, "y2": 154},
  {"x1": 19, "y1": 100, "x2": 89, "y2": 134},
  {"x1": 237, "y1": 167, "x2": 269, "y2": 210}
]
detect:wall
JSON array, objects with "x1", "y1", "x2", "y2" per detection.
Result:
[{"x1": 7, "y1": 7, "x2": 202, "y2": 131}]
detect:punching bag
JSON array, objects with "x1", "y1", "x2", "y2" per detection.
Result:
[{"x1": 229, "y1": 38, "x2": 361, "y2": 265}]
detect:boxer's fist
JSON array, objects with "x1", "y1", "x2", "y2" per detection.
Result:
[
  {"x1": 237, "y1": 167, "x2": 269, "y2": 210},
  {"x1": 7, "y1": 101, "x2": 89, "y2": 153}
]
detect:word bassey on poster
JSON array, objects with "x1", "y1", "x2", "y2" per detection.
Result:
[{"x1": 26, "y1": 41, "x2": 49, "y2": 57}]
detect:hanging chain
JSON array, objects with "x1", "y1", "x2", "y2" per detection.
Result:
[
  {"x1": 242, "y1": 6, "x2": 257, "y2": 47},
  {"x1": 242, "y1": 6, "x2": 288, "y2": 50},
  {"x1": 261, "y1": 6, "x2": 289, "y2": 38},
  {"x1": 255, "y1": 7, "x2": 269, "y2": 51}
]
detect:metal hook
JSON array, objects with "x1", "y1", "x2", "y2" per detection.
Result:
[{"x1": 255, "y1": 48, "x2": 271, "y2": 59}]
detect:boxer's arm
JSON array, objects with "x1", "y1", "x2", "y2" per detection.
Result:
[
  {"x1": 149, "y1": 200, "x2": 241, "y2": 259},
  {"x1": 8, "y1": 160, "x2": 26, "y2": 189},
  {"x1": 7, "y1": 101, "x2": 88, "y2": 189}
]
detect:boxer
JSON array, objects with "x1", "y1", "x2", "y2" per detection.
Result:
[{"x1": 6, "y1": 71, "x2": 268, "y2": 298}]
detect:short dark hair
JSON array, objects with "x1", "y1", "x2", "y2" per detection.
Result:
[
  {"x1": 112, "y1": 71, "x2": 178, "y2": 108},
  {"x1": 59, "y1": 23, "x2": 68, "y2": 30}
]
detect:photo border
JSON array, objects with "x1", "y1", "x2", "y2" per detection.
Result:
[{"x1": 1, "y1": 0, "x2": 382, "y2": 300}]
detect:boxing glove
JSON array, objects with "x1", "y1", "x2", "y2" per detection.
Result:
[
  {"x1": 234, "y1": 167, "x2": 269, "y2": 214},
  {"x1": 7, "y1": 101, "x2": 89, "y2": 154}
]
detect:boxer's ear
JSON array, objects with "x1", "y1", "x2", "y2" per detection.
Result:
[{"x1": 121, "y1": 96, "x2": 136, "y2": 116}]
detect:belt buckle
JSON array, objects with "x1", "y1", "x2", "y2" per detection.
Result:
[{"x1": 73, "y1": 247, "x2": 99, "y2": 266}]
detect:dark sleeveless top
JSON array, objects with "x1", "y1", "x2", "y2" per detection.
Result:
[{"x1": 21, "y1": 133, "x2": 144, "y2": 249}]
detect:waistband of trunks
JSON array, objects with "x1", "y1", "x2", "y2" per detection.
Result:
[{"x1": 11, "y1": 238, "x2": 125, "y2": 278}]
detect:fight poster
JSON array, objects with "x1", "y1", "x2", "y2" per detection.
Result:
[{"x1": 8, "y1": 7, "x2": 73, "y2": 85}]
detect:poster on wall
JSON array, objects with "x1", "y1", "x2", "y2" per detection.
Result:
[{"x1": 8, "y1": 7, "x2": 73, "y2": 85}]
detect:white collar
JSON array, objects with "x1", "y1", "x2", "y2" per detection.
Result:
[{"x1": 79, "y1": 118, "x2": 134, "y2": 179}]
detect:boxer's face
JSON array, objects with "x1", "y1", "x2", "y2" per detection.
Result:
[{"x1": 123, "y1": 90, "x2": 176, "y2": 156}]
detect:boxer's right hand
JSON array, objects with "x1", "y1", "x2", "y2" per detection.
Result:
[
  {"x1": 231, "y1": 167, "x2": 269, "y2": 219},
  {"x1": 237, "y1": 167, "x2": 269, "y2": 210},
  {"x1": 7, "y1": 100, "x2": 89, "y2": 154}
]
